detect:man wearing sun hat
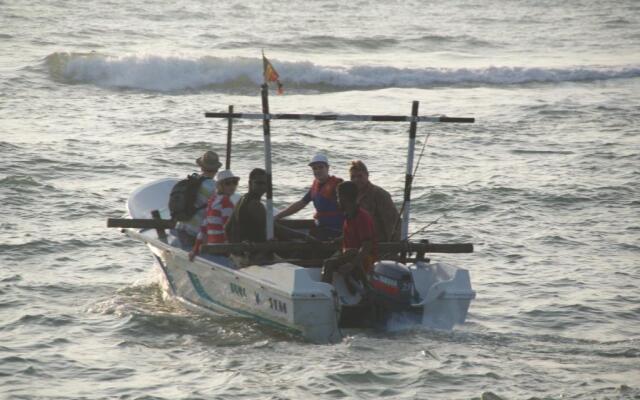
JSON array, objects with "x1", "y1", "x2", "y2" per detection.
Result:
[
  {"x1": 175, "y1": 150, "x2": 222, "y2": 247},
  {"x1": 275, "y1": 153, "x2": 344, "y2": 240}
]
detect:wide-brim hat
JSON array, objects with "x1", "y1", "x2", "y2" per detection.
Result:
[
  {"x1": 308, "y1": 153, "x2": 329, "y2": 166},
  {"x1": 196, "y1": 151, "x2": 222, "y2": 170},
  {"x1": 216, "y1": 169, "x2": 239, "y2": 182}
]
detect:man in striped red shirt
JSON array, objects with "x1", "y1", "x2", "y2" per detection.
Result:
[{"x1": 189, "y1": 170, "x2": 239, "y2": 261}]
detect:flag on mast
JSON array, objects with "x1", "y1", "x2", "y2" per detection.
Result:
[{"x1": 262, "y1": 51, "x2": 284, "y2": 95}]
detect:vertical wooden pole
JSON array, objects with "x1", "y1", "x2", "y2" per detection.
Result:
[
  {"x1": 151, "y1": 210, "x2": 167, "y2": 242},
  {"x1": 261, "y1": 84, "x2": 274, "y2": 240},
  {"x1": 401, "y1": 101, "x2": 419, "y2": 244},
  {"x1": 226, "y1": 105, "x2": 233, "y2": 170}
]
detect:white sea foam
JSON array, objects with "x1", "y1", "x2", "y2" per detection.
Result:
[{"x1": 47, "y1": 52, "x2": 640, "y2": 92}]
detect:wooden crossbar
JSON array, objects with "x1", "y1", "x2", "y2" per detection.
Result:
[
  {"x1": 205, "y1": 112, "x2": 474, "y2": 123},
  {"x1": 201, "y1": 241, "x2": 473, "y2": 255}
]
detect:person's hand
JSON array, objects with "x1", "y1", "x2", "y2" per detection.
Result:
[{"x1": 343, "y1": 248, "x2": 358, "y2": 258}]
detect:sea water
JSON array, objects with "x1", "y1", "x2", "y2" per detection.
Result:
[{"x1": 1, "y1": 0, "x2": 639, "y2": 398}]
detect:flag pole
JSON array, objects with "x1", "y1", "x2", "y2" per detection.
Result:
[
  {"x1": 225, "y1": 105, "x2": 233, "y2": 170},
  {"x1": 261, "y1": 83, "x2": 275, "y2": 240},
  {"x1": 401, "y1": 101, "x2": 419, "y2": 258}
]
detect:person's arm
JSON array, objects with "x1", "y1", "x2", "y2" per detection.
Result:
[
  {"x1": 324, "y1": 248, "x2": 357, "y2": 270},
  {"x1": 274, "y1": 199, "x2": 307, "y2": 220},
  {"x1": 224, "y1": 214, "x2": 234, "y2": 242},
  {"x1": 355, "y1": 210, "x2": 376, "y2": 262},
  {"x1": 190, "y1": 221, "x2": 207, "y2": 261}
]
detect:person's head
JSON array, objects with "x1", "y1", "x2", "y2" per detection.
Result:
[
  {"x1": 308, "y1": 154, "x2": 330, "y2": 183},
  {"x1": 196, "y1": 151, "x2": 222, "y2": 177},
  {"x1": 216, "y1": 170, "x2": 239, "y2": 196},
  {"x1": 337, "y1": 181, "x2": 358, "y2": 214},
  {"x1": 248, "y1": 168, "x2": 268, "y2": 197},
  {"x1": 349, "y1": 160, "x2": 369, "y2": 191}
]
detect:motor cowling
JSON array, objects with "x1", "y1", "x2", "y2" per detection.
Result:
[{"x1": 370, "y1": 261, "x2": 414, "y2": 310}]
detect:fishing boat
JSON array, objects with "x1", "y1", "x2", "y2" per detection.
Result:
[{"x1": 108, "y1": 87, "x2": 477, "y2": 343}]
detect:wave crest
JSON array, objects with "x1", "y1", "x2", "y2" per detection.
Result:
[{"x1": 44, "y1": 52, "x2": 640, "y2": 93}]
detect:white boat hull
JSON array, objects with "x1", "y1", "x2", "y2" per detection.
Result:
[{"x1": 130, "y1": 229, "x2": 342, "y2": 343}]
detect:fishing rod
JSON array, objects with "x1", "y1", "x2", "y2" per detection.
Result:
[
  {"x1": 407, "y1": 213, "x2": 446, "y2": 239},
  {"x1": 274, "y1": 222, "x2": 322, "y2": 243}
]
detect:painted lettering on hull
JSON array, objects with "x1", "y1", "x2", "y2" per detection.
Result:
[
  {"x1": 268, "y1": 297, "x2": 287, "y2": 314},
  {"x1": 229, "y1": 282, "x2": 247, "y2": 298}
]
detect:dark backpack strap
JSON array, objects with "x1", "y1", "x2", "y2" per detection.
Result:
[{"x1": 193, "y1": 174, "x2": 210, "y2": 210}]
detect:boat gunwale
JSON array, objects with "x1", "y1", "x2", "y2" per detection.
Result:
[{"x1": 123, "y1": 226, "x2": 335, "y2": 301}]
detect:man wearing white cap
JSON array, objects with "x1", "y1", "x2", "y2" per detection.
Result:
[
  {"x1": 275, "y1": 154, "x2": 344, "y2": 240},
  {"x1": 189, "y1": 169, "x2": 239, "y2": 262}
]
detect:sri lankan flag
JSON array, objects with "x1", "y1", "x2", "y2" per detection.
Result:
[{"x1": 262, "y1": 51, "x2": 284, "y2": 94}]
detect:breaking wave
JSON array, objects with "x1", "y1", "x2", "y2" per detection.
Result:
[{"x1": 44, "y1": 52, "x2": 640, "y2": 93}]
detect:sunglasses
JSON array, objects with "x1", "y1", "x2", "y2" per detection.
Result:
[{"x1": 222, "y1": 179, "x2": 239, "y2": 186}]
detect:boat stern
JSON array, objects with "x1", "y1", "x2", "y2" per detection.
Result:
[{"x1": 410, "y1": 261, "x2": 476, "y2": 330}]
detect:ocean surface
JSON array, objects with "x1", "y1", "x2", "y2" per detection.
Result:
[{"x1": 1, "y1": 0, "x2": 639, "y2": 398}]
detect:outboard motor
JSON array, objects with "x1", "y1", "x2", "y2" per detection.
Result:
[{"x1": 370, "y1": 261, "x2": 415, "y2": 311}]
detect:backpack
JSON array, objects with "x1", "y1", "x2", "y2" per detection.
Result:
[{"x1": 168, "y1": 173, "x2": 208, "y2": 221}]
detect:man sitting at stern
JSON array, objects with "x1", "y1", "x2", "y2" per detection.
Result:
[{"x1": 322, "y1": 181, "x2": 378, "y2": 294}]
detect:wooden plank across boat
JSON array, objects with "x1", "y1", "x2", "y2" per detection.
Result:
[{"x1": 107, "y1": 218, "x2": 472, "y2": 254}]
